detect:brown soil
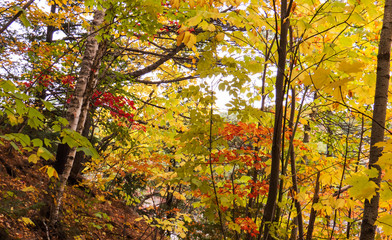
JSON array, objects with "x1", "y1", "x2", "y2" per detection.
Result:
[{"x1": 0, "y1": 145, "x2": 160, "y2": 240}]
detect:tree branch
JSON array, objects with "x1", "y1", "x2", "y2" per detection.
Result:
[
  {"x1": 0, "y1": 0, "x2": 35, "y2": 35},
  {"x1": 120, "y1": 47, "x2": 193, "y2": 63},
  {"x1": 132, "y1": 75, "x2": 197, "y2": 85},
  {"x1": 128, "y1": 44, "x2": 185, "y2": 79}
]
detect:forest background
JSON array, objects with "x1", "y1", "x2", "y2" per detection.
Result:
[{"x1": 1, "y1": 0, "x2": 392, "y2": 239}]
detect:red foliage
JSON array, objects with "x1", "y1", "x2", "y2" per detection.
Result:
[
  {"x1": 92, "y1": 90, "x2": 136, "y2": 123},
  {"x1": 235, "y1": 217, "x2": 259, "y2": 236}
]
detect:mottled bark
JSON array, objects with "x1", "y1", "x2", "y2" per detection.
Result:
[
  {"x1": 360, "y1": 1, "x2": 392, "y2": 239},
  {"x1": 50, "y1": 9, "x2": 105, "y2": 225}
]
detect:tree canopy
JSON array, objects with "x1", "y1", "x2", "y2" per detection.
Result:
[{"x1": 1, "y1": 0, "x2": 392, "y2": 239}]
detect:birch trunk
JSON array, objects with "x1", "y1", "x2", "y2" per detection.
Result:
[
  {"x1": 50, "y1": 9, "x2": 105, "y2": 225},
  {"x1": 360, "y1": 1, "x2": 392, "y2": 239}
]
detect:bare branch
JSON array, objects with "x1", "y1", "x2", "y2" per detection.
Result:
[
  {"x1": 128, "y1": 44, "x2": 185, "y2": 79},
  {"x1": 132, "y1": 75, "x2": 197, "y2": 85}
]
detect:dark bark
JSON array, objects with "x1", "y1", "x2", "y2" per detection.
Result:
[
  {"x1": 259, "y1": 0, "x2": 291, "y2": 239},
  {"x1": 360, "y1": 0, "x2": 392, "y2": 239},
  {"x1": 69, "y1": 113, "x2": 92, "y2": 184},
  {"x1": 306, "y1": 172, "x2": 320, "y2": 240},
  {"x1": 53, "y1": 143, "x2": 70, "y2": 175},
  {"x1": 128, "y1": 44, "x2": 185, "y2": 79},
  {"x1": 288, "y1": 87, "x2": 304, "y2": 240},
  {"x1": 46, "y1": 3, "x2": 57, "y2": 43}
]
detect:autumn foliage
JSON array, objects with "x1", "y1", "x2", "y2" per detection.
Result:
[{"x1": 1, "y1": 0, "x2": 392, "y2": 239}]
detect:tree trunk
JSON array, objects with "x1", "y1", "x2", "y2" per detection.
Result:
[
  {"x1": 360, "y1": 1, "x2": 392, "y2": 239},
  {"x1": 306, "y1": 172, "x2": 320, "y2": 240},
  {"x1": 288, "y1": 87, "x2": 304, "y2": 240},
  {"x1": 259, "y1": 0, "x2": 291, "y2": 239},
  {"x1": 50, "y1": 9, "x2": 105, "y2": 225},
  {"x1": 46, "y1": 3, "x2": 57, "y2": 43}
]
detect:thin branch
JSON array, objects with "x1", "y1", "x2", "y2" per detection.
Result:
[
  {"x1": 132, "y1": 75, "x2": 197, "y2": 85},
  {"x1": 0, "y1": 0, "x2": 35, "y2": 35},
  {"x1": 128, "y1": 44, "x2": 185, "y2": 79}
]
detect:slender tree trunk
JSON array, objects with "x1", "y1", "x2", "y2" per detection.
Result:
[
  {"x1": 50, "y1": 9, "x2": 105, "y2": 225},
  {"x1": 360, "y1": 1, "x2": 392, "y2": 239},
  {"x1": 46, "y1": 3, "x2": 57, "y2": 43},
  {"x1": 259, "y1": 0, "x2": 291, "y2": 239},
  {"x1": 288, "y1": 87, "x2": 304, "y2": 240},
  {"x1": 306, "y1": 172, "x2": 320, "y2": 240}
]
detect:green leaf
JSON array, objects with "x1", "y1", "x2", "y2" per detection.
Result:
[
  {"x1": 37, "y1": 147, "x2": 54, "y2": 160},
  {"x1": 10, "y1": 141, "x2": 21, "y2": 153},
  {"x1": 52, "y1": 124, "x2": 61, "y2": 132},
  {"x1": 42, "y1": 100, "x2": 54, "y2": 111},
  {"x1": 106, "y1": 224, "x2": 113, "y2": 231},
  {"x1": 191, "y1": 178, "x2": 202, "y2": 187},
  {"x1": 77, "y1": 146, "x2": 99, "y2": 158},
  {"x1": 32, "y1": 138, "x2": 43, "y2": 147},
  {"x1": 19, "y1": 12, "x2": 31, "y2": 28},
  {"x1": 239, "y1": 175, "x2": 252, "y2": 183},
  {"x1": 58, "y1": 117, "x2": 69, "y2": 126},
  {"x1": 44, "y1": 138, "x2": 51, "y2": 147}
]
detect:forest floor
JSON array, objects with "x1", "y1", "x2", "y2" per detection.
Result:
[{"x1": 0, "y1": 145, "x2": 157, "y2": 240}]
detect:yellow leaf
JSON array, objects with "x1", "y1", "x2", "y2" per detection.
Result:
[
  {"x1": 338, "y1": 61, "x2": 365, "y2": 74},
  {"x1": 335, "y1": 199, "x2": 345, "y2": 209},
  {"x1": 185, "y1": 32, "x2": 197, "y2": 48},
  {"x1": 177, "y1": 31, "x2": 185, "y2": 46},
  {"x1": 173, "y1": 191, "x2": 186, "y2": 201},
  {"x1": 378, "y1": 215, "x2": 392, "y2": 235},
  {"x1": 207, "y1": 24, "x2": 216, "y2": 31},
  {"x1": 28, "y1": 154, "x2": 40, "y2": 163},
  {"x1": 47, "y1": 166, "x2": 59, "y2": 179},
  {"x1": 183, "y1": 214, "x2": 192, "y2": 222},
  {"x1": 346, "y1": 173, "x2": 378, "y2": 200},
  {"x1": 187, "y1": 15, "x2": 203, "y2": 26},
  {"x1": 170, "y1": 0, "x2": 180, "y2": 8},
  {"x1": 8, "y1": 114, "x2": 17, "y2": 126},
  {"x1": 215, "y1": 32, "x2": 225, "y2": 41},
  {"x1": 22, "y1": 186, "x2": 35, "y2": 192},
  {"x1": 299, "y1": 118, "x2": 307, "y2": 126},
  {"x1": 313, "y1": 68, "x2": 331, "y2": 89},
  {"x1": 97, "y1": 195, "x2": 105, "y2": 202},
  {"x1": 192, "y1": 46, "x2": 199, "y2": 57},
  {"x1": 20, "y1": 217, "x2": 35, "y2": 226}
]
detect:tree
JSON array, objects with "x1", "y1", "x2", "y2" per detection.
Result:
[
  {"x1": 360, "y1": 0, "x2": 392, "y2": 239},
  {"x1": 2, "y1": 0, "x2": 392, "y2": 239},
  {"x1": 260, "y1": 0, "x2": 292, "y2": 239},
  {"x1": 50, "y1": 8, "x2": 106, "y2": 225}
]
